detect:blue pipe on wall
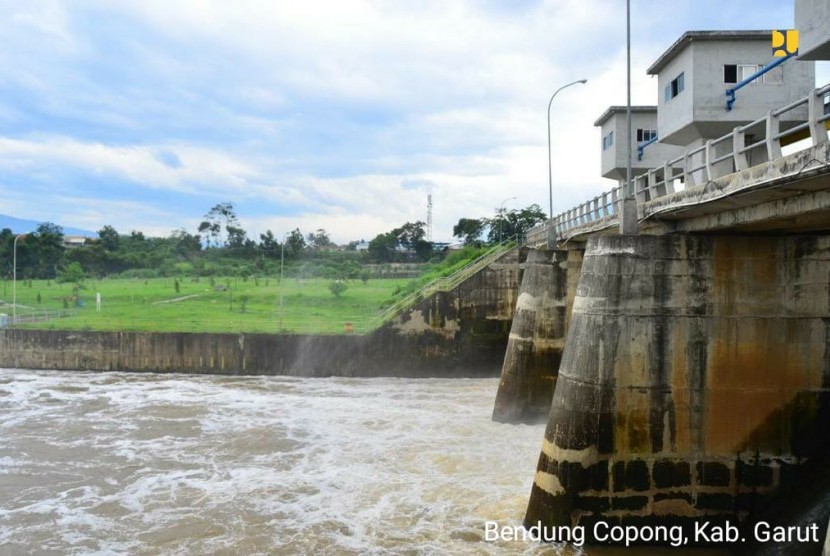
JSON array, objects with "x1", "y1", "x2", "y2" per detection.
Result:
[
  {"x1": 725, "y1": 54, "x2": 794, "y2": 111},
  {"x1": 637, "y1": 135, "x2": 659, "y2": 160}
]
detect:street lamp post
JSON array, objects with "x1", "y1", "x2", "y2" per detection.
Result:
[
  {"x1": 547, "y1": 79, "x2": 588, "y2": 229},
  {"x1": 620, "y1": 0, "x2": 638, "y2": 235},
  {"x1": 12, "y1": 233, "x2": 29, "y2": 326},
  {"x1": 498, "y1": 196, "x2": 516, "y2": 243}
]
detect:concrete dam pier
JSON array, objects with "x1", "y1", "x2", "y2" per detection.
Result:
[
  {"x1": 516, "y1": 234, "x2": 830, "y2": 540},
  {"x1": 492, "y1": 248, "x2": 581, "y2": 424}
]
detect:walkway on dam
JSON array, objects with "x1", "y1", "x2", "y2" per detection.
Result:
[{"x1": 527, "y1": 82, "x2": 830, "y2": 246}]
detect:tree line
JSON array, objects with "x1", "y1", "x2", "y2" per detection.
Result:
[
  {"x1": 1, "y1": 201, "x2": 547, "y2": 281},
  {"x1": 452, "y1": 204, "x2": 546, "y2": 246}
]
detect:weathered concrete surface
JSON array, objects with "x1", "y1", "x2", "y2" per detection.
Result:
[
  {"x1": 0, "y1": 329, "x2": 500, "y2": 377},
  {"x1": 529, "y1": 141, "x2": 830, "y2": 246},
  {"x1": 649, "y1": 141, "x2": 830, "y2": 234},
  {"x1": 492, "y1": 248, "x2": 581, "y2": 424},
  {"x1": 736, "y1": 448, "x2": 830, "y2": 555},
  {"x1": 525, "y1": 234, "x2": 830, "y2": 544},
  {"x1": 0, "y1": 249, "x2": 522, "y2": 378},
  {"x1": 385, "y1": 246, "x2": 522, "y2": 371}
]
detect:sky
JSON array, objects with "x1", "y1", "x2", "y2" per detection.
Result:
[{"x1": 1, "y1": 0, "x2": 827, "y2": 244}]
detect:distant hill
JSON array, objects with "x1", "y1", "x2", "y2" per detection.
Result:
[{"x1": 0, "y1": 213, "x2": 97, "y2": 238}]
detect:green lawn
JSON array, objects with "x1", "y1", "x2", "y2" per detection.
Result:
[{"x1": 0, "y1": 276, "x2": 411, "y2": 334}]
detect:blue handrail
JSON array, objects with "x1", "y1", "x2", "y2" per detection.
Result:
[
  {"x1": 726, "y1": 54, "x2": 794, "y2": 111},
  {"x1": 637, "y1": 135, "x2": 659, "y2": 160}
]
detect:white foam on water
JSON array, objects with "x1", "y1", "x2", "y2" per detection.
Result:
[{"x1": 0, "y1": 369, "x2": 572, "y2": 555}]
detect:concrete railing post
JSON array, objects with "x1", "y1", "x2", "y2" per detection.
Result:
[
  {"x1": 662, "y1": 162, "x2": 675, "y2": 195},
  {"x1": 704, "y1": 139, "x2": 715, "y2": 181},
  {"x1": 732, "y1": 125, "x2": 748, "y2": 172},
  {"x1": 645, "y1": 170, "x2": 655, "y2": 201},
  {"x1": 683, "y1": 151, "x2": 694, "y2": 187},
  {"x1": 808, "y1": 89, "x2": 829, "y2": 146},
  {"x1": 766, "y1": 109, "x2": 782, "y2": 161},
  {"x1": 635, "y1": 176, "x2": 647, "y2": 206}
]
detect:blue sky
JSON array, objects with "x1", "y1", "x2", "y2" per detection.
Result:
[{"x1": 1, "y1": 0, "x2": 826, "y2": 243}]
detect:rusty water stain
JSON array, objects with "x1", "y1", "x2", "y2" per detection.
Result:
[{"x1": 703, "y1": 237, "x2": 824, "y2": 454}]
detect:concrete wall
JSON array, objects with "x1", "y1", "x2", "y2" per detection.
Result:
[
  {"x1": 525, "y1": 234, "x2": 830, "y2": 541},
  {"x1": 796, "y1": 0, "x2": 830, "y2": 60},
  {"x1": 0, "y1": 327, "x2": 498, "y2": 378},
  {"x1": 0, "y1": 249, "x2": 522, "y2": 378},
  {"x1": 656, "y1": 46, "x2": 696, "y2": 145}
]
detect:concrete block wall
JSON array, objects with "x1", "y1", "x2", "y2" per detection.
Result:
[{"x1": 524, "y1": 234, "x2": 830, "y2": 540}]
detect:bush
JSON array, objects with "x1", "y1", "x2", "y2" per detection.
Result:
[{"x1": 328, "y1": 280, "x2": 348, "y2": 298}]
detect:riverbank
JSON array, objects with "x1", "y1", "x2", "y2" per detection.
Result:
[{"x1": 1, "y1": 247, "x2": 521, "y2": 378}]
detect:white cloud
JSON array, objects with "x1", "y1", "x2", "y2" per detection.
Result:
[
  {"x1": 0, "y1": 137, "x2": 264, "y2": 195},
  {"x1": 0, "y1": 0, "x2": 812, "y2": 245}
]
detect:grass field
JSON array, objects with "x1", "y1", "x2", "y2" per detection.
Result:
[{"x1": 0, "y1": 276, "x2": 412, "y2": 334}]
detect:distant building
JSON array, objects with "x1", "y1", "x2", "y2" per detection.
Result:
[
  {"x1": 594, "y1": 106, "x2": 684, "y2": 183},
  {"x1": 795, "y1": 0, "x2": 830, "y2": 60},
  {"x1": 646, "y1": 31, "x2": 815, "y2": 147},
  {"x1": 63, "y1": 236, "x2": 88, "y2": 249}
]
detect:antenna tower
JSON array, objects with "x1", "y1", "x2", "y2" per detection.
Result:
[{"x1": 426, "y1": 194, "x2": 433, "y2": 242}]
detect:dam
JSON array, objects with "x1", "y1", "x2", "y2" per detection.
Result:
[
  {"x1": 4, "y1": 9, "x2": 830, "y2": 554},
  {"x1": 496, "y1": 74, "x2": 830, "y2": 547},
  {"x1": 3, "y1": 83, "x2": 829, "y2": 551}
]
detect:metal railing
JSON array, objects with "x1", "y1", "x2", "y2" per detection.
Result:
[
  {"x1": 363, "y1": 238, "x2": 516, "y2": 331},
  {"x1": 1, "y1": 308, "x2": 76, "y2": 327},
  {"x1": 526, "y1": 82, "x2": 830, "y2": 245}
]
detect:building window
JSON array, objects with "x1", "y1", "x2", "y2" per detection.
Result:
[
  {"x1": 637, "y1": 129, "x2": 657, "y2": 142},
  {"x1": 725, "y1": 64, "x2": 764, "y2": 84},
  {"x1": 602, "y1": 131, "x2": 614, "y2": 150},
  {"x1": 726, "y1": 63, "x2": 781, "y2": 85},
  {"x1": 739, "y1": 64, "x2": 759, "y2": 82},
  {"x1": 665, "y1": 72, "x2": 685, "y2": 101}
]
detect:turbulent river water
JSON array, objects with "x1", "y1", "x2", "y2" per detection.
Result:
[
  {"x1": 0, "y1": 369, "x2": 565, "y2": 555},
  {"x1": 0, "y1": 369, "x2": 735, "y2": 555}
]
